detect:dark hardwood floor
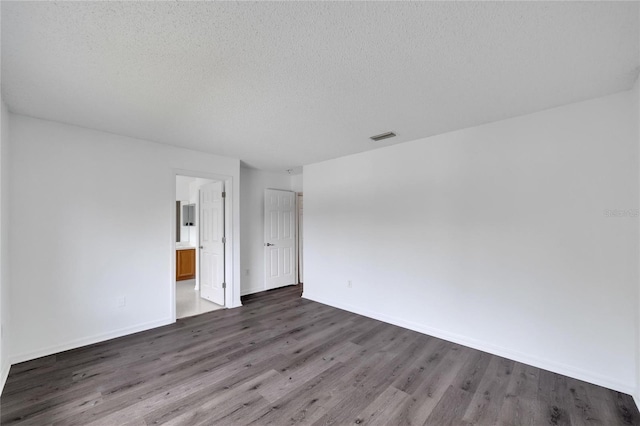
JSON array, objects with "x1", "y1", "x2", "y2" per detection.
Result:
[{"x1": 2, "y1": 285, "x2": 639, "y2": 425}]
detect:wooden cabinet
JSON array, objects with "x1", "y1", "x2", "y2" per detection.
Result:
[{"x1": 176, "y1": 248, "x2": 196, "y2": 281}]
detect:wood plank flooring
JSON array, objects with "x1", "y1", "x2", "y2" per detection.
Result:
[{"x1": 2, "y1": 285, "x2": 639, "y2": 425}]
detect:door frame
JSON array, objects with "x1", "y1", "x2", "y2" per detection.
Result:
[{"x1": 171, "y1": 169, "x2": 237, "y2": 322}]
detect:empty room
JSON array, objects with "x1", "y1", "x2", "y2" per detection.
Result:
[{"x1": 1, "y1": 1, "x2": 640, "y2": 425}]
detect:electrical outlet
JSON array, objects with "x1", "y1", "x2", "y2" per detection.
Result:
[
  {"x1": 347, "y1": 280, "x2": 352, "y2": 288},
  {"x1": 117, "y1": 297, "x2": 126, "y2": 308}
]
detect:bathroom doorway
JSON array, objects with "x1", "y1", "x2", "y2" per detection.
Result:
[{"x1": 175, "y1": 175, "x2": 226, "y2": 319}]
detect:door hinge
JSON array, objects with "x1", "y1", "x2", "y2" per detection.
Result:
[
  {"x1": 222, "y1": 191, "x2": 226, "y2": 198},
  {"x1": 222, "y1": 237, "x2": 226, "y2": 244},
  {"x1": 222, "y1": 282, "x2": 226, "y2": 289}
]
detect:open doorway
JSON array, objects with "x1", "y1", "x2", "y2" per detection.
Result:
[{"x1": 175, "y1": 175, "x2": 226, "y2": 319}]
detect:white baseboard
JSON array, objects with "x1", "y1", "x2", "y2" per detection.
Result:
[
  {"x1": 9, "y1": 317, "x2": 174, "y2": 365},
  {"x1": 0, "y1": 360, "x2": 10, "y2": 396},
  {"x1": 302, "y1": 292, "x2": 635, "y2": 396}
]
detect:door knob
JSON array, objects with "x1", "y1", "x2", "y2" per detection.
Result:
[
  {"x1": 266, "y1": 243, "x2": 275, "y2": 246},
  {"x1": 200, "y1": 245, "x2": 204, "y2": 249}
]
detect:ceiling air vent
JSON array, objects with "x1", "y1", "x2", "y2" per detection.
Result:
[{"x1": 370, "y1": 131, "x2": 396, "y2": 142}]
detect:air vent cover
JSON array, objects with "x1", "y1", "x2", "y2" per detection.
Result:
[{"x1": 370, "y1": 131, "x2": 396, "y2": 141}]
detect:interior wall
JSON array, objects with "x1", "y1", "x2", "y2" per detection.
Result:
[
  {"x1": 175, "y1": 175, "x2": 192, "y2": 201},
  {"x1": 291, "y1": 174, "x2": 303, "y2": 193},
  {"x1": 240, "y1": 167, "x2": 293, "y2": 295},
  {"x1": 303, "y1": 89, "x2": 638, "y2": 393},
  {"x1": 9, "y1": 114, "x2": 241, "y2": 363},
  {"x1": 0, "y1": 101, "x2": 10, "y2": 391},
  {"x1": 0, "y1": 2, "x2": 9, "y2": 393},
  {"x1": 635, "y1": 74, "x2": 640, "y2": 406}
]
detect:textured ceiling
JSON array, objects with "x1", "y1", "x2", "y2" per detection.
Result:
[{"x1": 2, "y1": 1, "x2": 638, "y2": 172}]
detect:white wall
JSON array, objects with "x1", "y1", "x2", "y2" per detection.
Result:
[
  {"x1": 0, "y1": 101, "x2": 10, "y2": 391},
  {"x1": 637, "y1": 17, "x2": 640, "y2": 407},
  {"x1": 0, "y1": 2, "x2": 10, "y2": 393},
  {"x1": 635, "y1": 75, "x2": 640, "y2": 407},
  {"x1": 175, "y1": 175, "x2": 193, "y2": 202},
  {"x1": 9, "y1": 114, "x2": 241, "y2": 363},
  {"x1": 240, "y1": 167, "x2": 293, "y2": 295},
  {"x1": 304, "y1": 90, "x2": 638, "y2": 394},
  {"x1": 291, "y1": 173, "x2": 303, "y2": 193}
]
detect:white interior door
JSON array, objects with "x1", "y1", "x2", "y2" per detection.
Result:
[
  {"x1": 200, "y1": 181, "x2": 225, "y2": 305},
  {"x1": 265, "y1": 189, "x2": 296, "y2": 290}
]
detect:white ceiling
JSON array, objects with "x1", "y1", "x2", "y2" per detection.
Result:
[{"x1": 2, "y1": 2, "x2": 638, "y2": 172}]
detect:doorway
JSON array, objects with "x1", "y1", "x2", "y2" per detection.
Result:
[{"x1": 175, "y1": 175, "x2": 226, "y2": 319}]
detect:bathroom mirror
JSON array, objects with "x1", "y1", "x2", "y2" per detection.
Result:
[
  {"x1": 182, "y1": 204, "x2": 196, "y2": 226},
  {"x1": 177, "y1": 201, "x2": 195, "y2": 243}
]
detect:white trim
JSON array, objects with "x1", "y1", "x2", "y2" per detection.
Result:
[
  {"x1": 0, "y1": 361, "x2": 10, "y2": 396},
  {"x1": 9, "y1": 318, "x2": 172, "y2": 365},
  {"x1": 302, "y1": 292, "x2": 636, "y2": 396}
]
